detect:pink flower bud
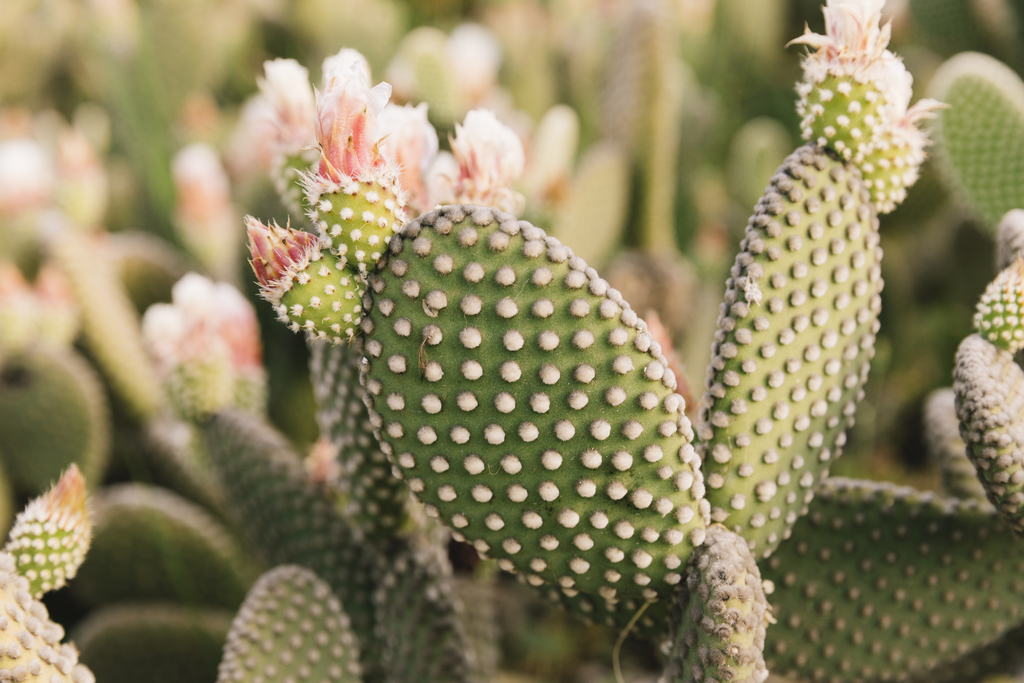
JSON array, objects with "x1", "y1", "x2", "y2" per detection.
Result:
[
  {"x1": 0, "y1": 139, "x2": 53, "y2": 218},
  {"x1": 246, "y1": 216, "x2": 321, "y2": 291},
  {"x1": 257, "y1": 58, "x2": 317, "y2": 153},
  {"x1": 378, "y1": 103, "x2": 439, "y2": 213}
]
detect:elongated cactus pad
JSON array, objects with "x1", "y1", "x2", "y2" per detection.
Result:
[
  {"x1": 972, "y1": 258, "x2": 1024, "y2": 353},
  {"x1": 143, "y1": 419, "x2": 228, "y2": 519},
  {"x1": 0, "y1": 349, "x2": 109, "y2": 494},
  {"x1": 218, "y1": 565, "x2": 362, "y2": 683},
  {"x1": 762, "y1": 478, "x2": 1024, "y2": 683},
  {"x1": 923, "y1": 388, "x2": 987, "y2": 501},
  {"x1": 929, "y1": 52, "x2": 1024, "y2": 228},
  {"x1": 995, "y1": 209, "x2": 1024, "y2": 271},
  {"x1": 666, "y1": 527, "x2": 769, "y2": 683},
  {"x1": 204, "y1": 410, "x2": 385, "y2": 679},
  {"x1": 0, "y1": 551, "x2": 94, "y2": 682},
  {"x1": 361, "y1": 205, "x2": 710, "y2": 606},
  {"x1": 953, "y1": 334, "x2": 1024, "y2": 535},
  {"x1": 5, "y1": 465, "x2": 92, "y2": 598},
  {"x1": 698, "y1": 144, "x2": 880, "y2": 556},
  {"x1": 71, "y1": 484, "x2": 250, "y2": 609},
  {"x1": 310, "y1": 339, "x2": 408, "y2": 541},
  {"x1": 75, "y1": 604, "x2": 230, "y2": 683},
  {"x1": 374, "y1": 543, "x2": 476, "y2": 683}
]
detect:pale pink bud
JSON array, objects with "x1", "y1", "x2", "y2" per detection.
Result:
[
  {"x1": 225, "y1": 95, "x2": 279, "y2": 180},
  {"x1": 377, "y1": 103, "x2": 439, "y2": 213},
  {"x1": 246, "y1": 216, "x2": 321, "y2": 291},
  {"x1": 0, "y1": 139, "x2": 53, "y2": 217},
  {"x1": 447, "y1": 24, "x2": 501, "y2": 105},
  {"x1": 257, "y1": 58, "x2": 317, "y2": 153},
  {"x1": 172, "y1": 144, "x2": 231, "y2": 227},
  {"x1": 321, "y1": 48, "x2": 371, "y2": 90},
  {"x1": 314, "y1": 57, "x2": 392, "y2": 182},
  {"x1": 432, "y1": 109, "x2": 525, "y2": 214},
  {"x1": 56, "y1": 127, "x2": 108, "y2": 228}
]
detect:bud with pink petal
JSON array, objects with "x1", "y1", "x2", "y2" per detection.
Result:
[
  {"x1": 171, "y1": 144, "x2": 240, "y2": 281},
  {"x1": 378, "y1": 103, "x2": 439, "y2": 214},
  {"x1": 55, "y1": 127, "x2": 108, "y2": 230},
  {"x1": 429, "y1": 109, "x2": 525, "y2": 214},
  {"x1": 142, "y1": 272, "x2": 266, "y2": 421},
  {"x1": 246, "y1": 217, "x2": 364, "y2": 343}
]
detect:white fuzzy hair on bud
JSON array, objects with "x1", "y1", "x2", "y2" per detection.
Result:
[{"x1": 257, "y1": 58, "x2": 317, "y2": 153}]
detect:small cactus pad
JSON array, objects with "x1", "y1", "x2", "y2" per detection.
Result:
[
  {"x1": 204, "y1": 411, "x2": 385, "y2": 676},
  {"x1": 954, "y1": 334, "x2": 1024, "y2": 534},
  {"x1": 4, "y1": 465, "x2": 92, "y2": 598},
  {"x1": 75, "y1": 604, "x2": 230, "y2": 683},
  {"x1": 0, "y1": 551, "x2": 94, "y2": 682},
  {"x1": 361, "y1": 205, "x2": 710, "y2": 605},
  {"x1": 972, "y1": 257, "x2": 1024, "y2": 353},
  {"x1": 0, "y1": 349, "x2": 110, "y2": 494},
  {"x1": 273, "y1": 148, "x2": 320, "y2": 218},
  {"x1": 698, "y1": 144, "x2": 880, "y2": 556},
  {"x1": 762, "y1": 478, "x2": 1024, "y2": 682},
  {"x1": 374, "y1": 543, "x2": 475, "y2": 683},
  {"x1": 666, "y1": 527, "x2": 769, "y2": 683},
  {"x1": 71, "y1": 484, "x2": 250, "y2": 609},
  {"x1": 218, "y1": 565, "x2": 362, "y2": 683},
  {"x1": 929, "y1": 52, "x2": 1024, "y2": 228},
  {"x1": 143, "y1": 419, "x2": 228, "y2": 519},
  {"x1": 310, "y1": 340, "x2": 408, "y2": 540},
  {"x1": 798, "y1": 75, "x2": 882, "y2": 166},
  {"x1": 923, "y1": 388, "x2": 987, "y2": 501},
  {"x1": 305, "y1": 173, "x2": 408, "y2": 275},
  {"x1": 995, "y1": 209, "x2": 1024, "y2": 270}
]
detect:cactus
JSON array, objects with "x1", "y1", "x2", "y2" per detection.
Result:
[
  {"x1": 4, "y1": 465, "x2": 92, "y2": 598},
  {"x1": 0, "y1": 349, "x2": 109, "y2": 494},
  {"x1": 74, "y1": 603, "x2": 231, "y2": 683},
  {"x1": 923, "y1": 388, "x2": 987, "y2": 501},
  {"x1": 218, "y1": 565, "x2": 362, "y2": 683},
  {"x1": 71, "y1": 484, "x2": 251, "y2": 609},
  {"x1": 995, "y1": 209, "x2": 1024, "y2": 270},
  {"x1": 929, "y1": 52, "x2": 1024, "y2": 228}
]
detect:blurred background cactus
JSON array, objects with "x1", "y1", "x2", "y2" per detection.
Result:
[{"x1": 5, "y1": 0, "x2": 1024, "y2": 681}]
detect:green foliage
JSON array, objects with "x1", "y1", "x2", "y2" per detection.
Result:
[
  {"x1": 75, "y1": 603, "x2": 231, "y2": 683},
  {"x1": 0, "y1": 349, "x2": 109, "y2": 494},
  {"x1": 72, "y1": 484, "x2": 251, "y2": 609}
]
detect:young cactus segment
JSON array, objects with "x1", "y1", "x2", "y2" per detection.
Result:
[
  {"x1": 761, "y1": 477, "x2": 1024, "y2": 682},
  {"x1": 218, "y1": 565, "x2": 362, "y2": 683},
  {"x1": 5, "y1": 465, "x2": 92, "y2": 598},
  {"x1": 247, "y1": 216, "x2": 365, "y2": 343},
  {"x1": 0, "y1": 552, "x2": 95, "y2": 682},
  {"x1": 374, "y1": 543, "x2": 476, "y2": 683},
  {"x1": 310, "y1": 340, "x2": 408, "y2": 540},
  {"x1": 698, "y1": 144, "x2": 881, "y2": 557},
  {"x1": 204, "y1": 410, "x2": 385, "y2": 678},
  {"x1": 790, "y1": 0, "x2": 941, "y2": 213},
  {"x1": 923, "y1": 388, "x2": 987, "y2": 501},
  {"x1": 995, "y1": 209, "x2": 1024, "y2": 271},
  {"x1": 953, "y1": 334, "x2": 1024, "y2": 535},
  {"x1": 665, "y1": 527, "x2": 770, "y2": 683},
  {"x1": 361, "y1": 205, "x2": 709, "y2": 606},
  {"x1": 972, "y1": 257, "x2": 1024, "y2": 353}
]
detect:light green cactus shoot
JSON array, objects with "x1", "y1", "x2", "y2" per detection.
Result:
[
  {"x1": 666, "y1": 526, "x2": 770, "y2": 683},
  {"x1": 0, "y1": 551, "x2": 95, "y2": 682},
  {"x1": 218, "y1": 565, "x2": 362, "y2": 683},
  {"x1": 929, "y1": 52, "x2": 1024, "y2": 227},
  {"x1": 4, "y1": 466, "x2": 92, "y2": 598},
  {"x1": 971, "y1": 256, "x2": 1024, "y2": 353}
]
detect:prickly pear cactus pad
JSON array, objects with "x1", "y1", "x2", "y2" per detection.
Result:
[
  {"x1": 953, "y1": 335, "x2": 1024, "y2": 535},
  {"x1": 698, "y1": 144, "x2": 880, "y2": 556},
  {"x1": 361, "y1": 205, "x2": 710, "y2": 605},
  {"x1": 5, "y1": 465, "x2": 92, "y2": 598},
  {"x1": 218, "y1": 565, "x2": 362, "y2": 683},
  {"x1": 761, "y1": 478, "x2": 1024, "y2": 683},
  {"x1": 0, "y1": 552, "x2": 94, "y2": 682},
  {"x1": 666, "y1": 527, "x2": 769, "y2": 683},
  {"x1": 923, "y1": 388, "x2": 987, "y2": 501},
  {"x1": 972, "y1": 257, "x2": 1024, "y2": 354}
]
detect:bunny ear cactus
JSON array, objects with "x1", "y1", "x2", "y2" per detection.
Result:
[
  {"x1": 4, "y1": 466, "x2": 92, "y2": 598},
  {"x1": 995, "y1": 209, "x2": 1024, "y2": 270},
  {"x1": 923, "y1": 388, "x2": 987, "y2": 501}
]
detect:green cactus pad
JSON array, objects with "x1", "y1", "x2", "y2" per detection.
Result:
[
  {"x1": 387, "y1": 27, "x2": 461, "y2": 127},
  {"x1": 219, "y1": 565, "x2": 362, "y2": 683},
  {"x1": 71, "y1": 484, "x2": 250, "y2": 609},
  {"x1": 361, "y1": 204, "x2": 709, "y2": 606},
  {"x1": 923, "y1": 388, "x2": 987, "y2": 501},
  {"x1": 52, "y1": 232, "x2": 162, "y2": 420},
  {"x1": 204, "y1": 410, "x2": 385, "y2": 677},
  {"x1": 5, "y1": 465, "x2": 92, "y2": 598},
  {"x1": 698, "y1": 144, "x2": 880, "y2": 556},
  {"x1": 953, "y1": 334, "x2": 1024, "y2": 534},
  {"x1": 728, "y1": 117, "x2": 794, "y2": 213},
  {"x1": 972, "y1": 259, "x2": 1024, "y2": 353},
  {"x1": 75, "y1": 604, "x2": 230, "y2": 683},
  {"x1": 929, "y1": 52, "x2": 1024, "y2": 228},
  {"x1": 665, "y1": 526, "x2": 769, "y2": 683},
  {"x1": 995, "y1": 209, "x2": 1024, "y2": 271},
  {"x1": 762, "y1": 477, "x2": 1024, "y2": 682},
  {"x1": 374, "y1": 543, "x2": 476, "y2": 683},
  {"x1": 310, "y1": 339, "x2": 408, "y2": 540},
  {"x1": 109, "y1": 232, "x2": 187, "y2": 315},
  {"x1": 143, "y1": 419, "x2": 229, "y2": 520},
  {"x1": 279, "y1": 251, "x2": 366, "y2": 343},
  {"x1": 274, "y1": 148, "x2": 319, "y2": 218},
  {"x1": 0, "y1": 349, "x2": 110, "y2": 494},
  {"x1": 0, "y1": 551, "x2": 95, "y2": 682},
  {"x1": 798, "y1": 76, "x2": 882, "y2": 166},
  {"x1": 306, "y1": 173, "x2": 408, "y2": 276}
]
